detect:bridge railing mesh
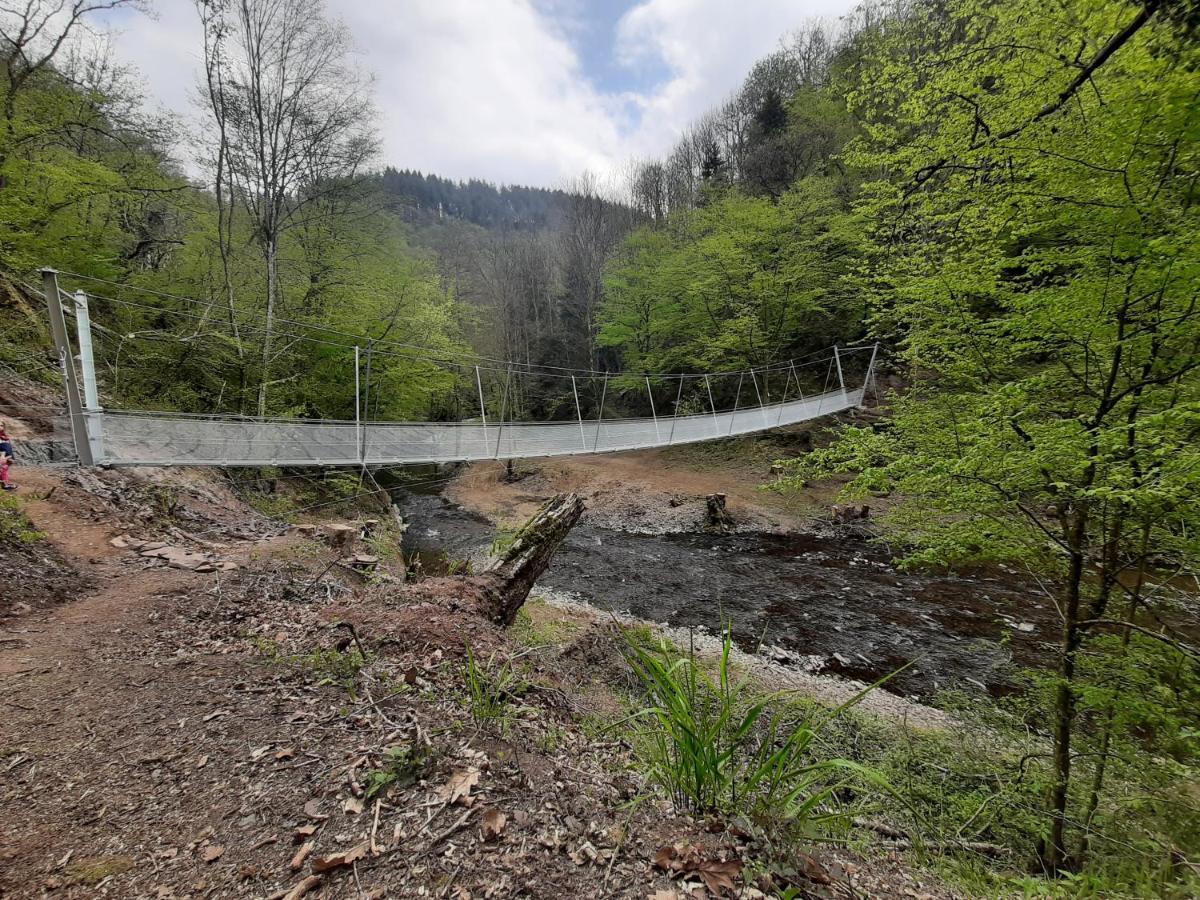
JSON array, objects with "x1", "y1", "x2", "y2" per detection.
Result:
[{"x1": 91, "y1": 386, "x2": 863, "y2": 466}]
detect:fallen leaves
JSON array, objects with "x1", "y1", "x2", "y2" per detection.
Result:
[
  {"x1": 438, "y1": 767, "x2": 481, "y2": 807},
  {"x1": 480, "y1": 808, "x2": 507, "y2": 842},
  {"x1": 302, "y1": 800, "x2": 327, "y2": 821},
  {"x1": 654, "y1": 843, "x2": 743, "y2": 897},
  {"x1": 200, "y1": 845, "x2": 224, "y2": 863},
  {"x1": 311, "y1": 841, "x2": 368, "y2": 874},
  {"x1": 796, "y1": 851, "x2": 833, "y2": 885}
]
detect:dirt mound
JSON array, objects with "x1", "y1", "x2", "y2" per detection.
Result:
[{"x1": 0, "y1": 496, "x2": 89, "y2": 621}]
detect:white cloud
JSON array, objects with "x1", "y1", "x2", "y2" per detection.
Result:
[
  {"x1": 334, "y1": 0, "x2": 624, "y2": 187},
  {"x1": 613, "y1": 0, "x2": 853, "y2": 155},
  {"x1": 97, "y1": 0, "x2": 856, "y2": 188}
]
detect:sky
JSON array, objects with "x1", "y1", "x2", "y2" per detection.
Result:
[{"x1": 97, "y1": 0, "x2": 858, "y2": 189}]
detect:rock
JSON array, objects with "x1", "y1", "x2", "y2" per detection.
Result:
[
  {"x1": 289, "y1": 524, "x2": 318, "y2": 535},
  {"x1": 138, "y1": 544, "x2": 213, "y2": 570},
  {"x1": 139, "y1": 541, "x2": 167, "y2": 552}
]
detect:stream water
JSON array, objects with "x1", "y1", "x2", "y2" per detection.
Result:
[{"x1": 398, "y1": 490, "x2": 1059, "y2": 699}]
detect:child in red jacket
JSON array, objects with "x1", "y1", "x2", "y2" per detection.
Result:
[{"x1": 0, "y1": 424, "x2": 15, "y2": 491}]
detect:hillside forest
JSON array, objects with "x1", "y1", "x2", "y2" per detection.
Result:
[{"x1": 3, "y1": 0, "x2": 1200, "y2": 895}]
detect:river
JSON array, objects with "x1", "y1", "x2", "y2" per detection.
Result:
[{"x1": 398, "y1": 490, "x2": 1058, "y2": 699}]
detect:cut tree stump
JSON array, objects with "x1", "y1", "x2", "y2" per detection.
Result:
[{"x1": 705, "y1": 493, "x2": 733, "y2": 532}]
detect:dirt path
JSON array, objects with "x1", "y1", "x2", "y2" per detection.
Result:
[
  {"x1": 2, "y1": 469, "x2": 192, "y2": 671},
  {"x1": 1, "y1": 469, "x2": 294, "y2": 896}
]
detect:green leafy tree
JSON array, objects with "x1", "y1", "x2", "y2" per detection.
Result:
[
  {"x1": 599, "y1": 178, "x2": 864, "y2": 394},
  {"x1": 779, "y1": 0, "x2": 1200, "y2": 875}
]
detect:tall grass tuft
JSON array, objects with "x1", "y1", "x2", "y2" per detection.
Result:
[
  {"x1": 624, "y1": 625, "x2": 891, "y2": 832},
  {"x1": 463, "y1": 642, "x2": 527, "y2": 727}
]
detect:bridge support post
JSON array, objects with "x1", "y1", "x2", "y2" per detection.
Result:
[
  {"x1": 494, "y1": 368, "x2": 510, "y2": 459},
  {"x1": 862, "y1": 342, "x2": 880, "y2": 407},
  {"x1": 475, "y1": 365, "x2": 488, "y2": 454},
  {"x1": 777, "y1": 363, "x2": 793, "y2": 425},
  {"x1": 72, "y1": 290, "x2": 104, "y2": 462},
  {"x1": 728, "y1": 373, "x2": 743, "y2": 436},
  {"x1": 40, "y1": 269, "x2": 93, "y2": 466},
  {"x1": 833, "y1": 345, "x2": 846, "y2": 394},
  {"x1": 593, "y1": 375, "x2": 607, "y2": 451},
  {"x1": 704, "y1": 375, "x2": 718, "y2": 434},
  {"x1": 72, "y1": 291, "x2": 100, "y2": 411},
  {"x1": 355, "y1": 345, "x2": 363, "y2": 463}
]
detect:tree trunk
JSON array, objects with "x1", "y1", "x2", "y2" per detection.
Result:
[
  {"x1": 258, "y1": 236, "x2": 278, "y2": 417},
  {"x1": 475, "y1": 492, "x2": 584, "y2": 625},
  {"x1": 1042, "y1": 511, "x2": 1089, "y2": 875},
  {"x1": 1077, "y1": 523, "x2": 1150, "y2": 864}
]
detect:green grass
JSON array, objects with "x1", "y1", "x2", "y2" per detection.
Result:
[
  {"x1": 622, "y1": 624, "x2": 888, "y2": 836},
  {"x1": 463, "y1": 642, "x2": 528, "y2": 728},
  {"x1": 511, "y1": 599, "x2": 585, "y2": 647},
  {"x1": 0, "y1": 492, "x2": 45, "y2": 543}
]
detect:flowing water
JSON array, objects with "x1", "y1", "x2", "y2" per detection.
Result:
[{"x1": 398, "y1": 490, "x2": 1058, "y2": 699}]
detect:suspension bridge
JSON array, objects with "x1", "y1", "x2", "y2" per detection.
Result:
[{"x1": 30, "y1": 268, "x2": 878, "y2": 468}]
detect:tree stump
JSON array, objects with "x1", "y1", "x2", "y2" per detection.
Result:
[
  {"x1": 706, "y1": 493, "x2": 733, "y2": 532},
  {"x1": 323, "y1": 523, "x2": 357, "y2": 550}
]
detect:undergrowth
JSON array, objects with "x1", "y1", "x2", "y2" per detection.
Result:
[
  {"x1": 463, "y1": 642, "x2": 529, "y2": 728},
  {"x1": 364, "y1": 743, "x2": 435, "y2": 799},
  {"x1": 0, "y1": 492, "x2": 44, "y2": 543},
  {"x1": 254, "y1": 637, "x2": 370, "y2": 698},
  {"x1": 781, "y1": 687, "x2": 1200, "y2": 899},
  {"x1": 622, "y1": 625, "x2": 886, "y2": 839}
]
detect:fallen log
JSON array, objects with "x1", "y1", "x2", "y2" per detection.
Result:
[
  {"x1": 327, "y1": 492, "x2": 584, "y2": 645},
  {"x1": 475, "y1": 492, "x2": 584, "y2": 625}
]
